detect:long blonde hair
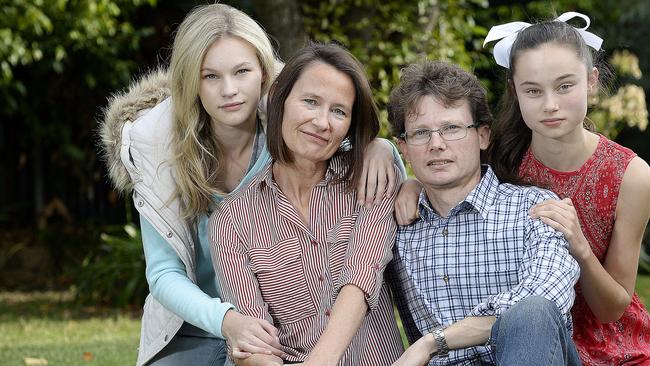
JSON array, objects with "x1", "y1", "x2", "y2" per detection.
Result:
[{"x1": 169, "y1": 4, "x2": 281, "y2": 219}]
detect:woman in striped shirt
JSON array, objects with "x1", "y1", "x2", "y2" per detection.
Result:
[{"x1": 210, "y1": 42, "x2": 405, "y2": 366}]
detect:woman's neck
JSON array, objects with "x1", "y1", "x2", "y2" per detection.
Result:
[
  {"x1": 530, "y1": 128, "x2": 599, "y2": 172},
  {"x1": 272, "y1": 159, "x2": 328, "y2": 224},
  {"x1": 212, "y1": 114, "x2": 257, "y2": 155},
  {"x1": 212, "y1": 113, "x2": 257, "y2": 193}
]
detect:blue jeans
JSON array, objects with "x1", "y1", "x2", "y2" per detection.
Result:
[
  {"x1": 490, "y1": 296, "x2": 581, "y2": 366},
  {"x1": 147, "y1": 332, "x2": 227, "y2": 366}
]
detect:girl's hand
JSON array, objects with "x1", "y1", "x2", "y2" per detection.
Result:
[
  {"x1": 358, "y1": 139, "x2": 397, "y2": 208},
  {"x1": 391, "y1": 333, "x2": 434, "y2": 366},
  {"x1": 529, "y1": 198, "x2": 592, "y2": 261},
  {"x1": 395, "y1": 179, "x2": 422, "y2": 225},
  {"x1": 222, "y1": 310, "x2": 284, "y2": 359}
]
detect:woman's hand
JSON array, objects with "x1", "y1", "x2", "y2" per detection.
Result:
[
  {"x1": 392, "y1": 333, "x2": 434, "y2": 366},
  {"x1": 394, "y1": 179, "x2": 422, "y2": 226},
  {"x1": 234, "y1": 354, "x2": 284, "y2": 366},
  {"x1": 222, "y1": 310, "x2": 284, "y2": 359},
  {"x1": 358, "y1": 139, "x2": 397, "y2": 208},
  {"x1": 529, "y1": 198, "x2": 592, "y2": 261}
]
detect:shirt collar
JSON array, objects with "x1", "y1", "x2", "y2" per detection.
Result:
[
  {"x1": 464, "y1": 165, "x2": 500, "y2": 219},
  {"x1": 417, "y1": 165, "x2": 499, "y2": 221},
  {"x1": 259, "y1": 153, "x2": 348, "y2": 192}
]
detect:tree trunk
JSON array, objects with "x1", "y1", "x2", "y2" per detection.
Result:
[{"x1": 250, "y1": 0, "x2": 307, "y2": 61}]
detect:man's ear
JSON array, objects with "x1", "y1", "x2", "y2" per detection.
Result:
[
  {"x1": 397, "y1": 138, "x2": 410, "y2": 165},
  {"x1": 478, "y1": 125, "x2": 491, "y2": 151}
]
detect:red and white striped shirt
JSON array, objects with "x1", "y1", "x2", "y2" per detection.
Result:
[{"x1": 209, "y1": 156, "x2": 404, "y2": 365}]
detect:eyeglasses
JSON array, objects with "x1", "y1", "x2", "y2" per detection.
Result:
[{"x1": 399, "y1": 123, "x2": 478, "y2": 146}]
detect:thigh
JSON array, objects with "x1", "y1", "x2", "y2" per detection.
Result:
[{"x1": 148, "y1": 334, "x2": 227, "y2": 366}]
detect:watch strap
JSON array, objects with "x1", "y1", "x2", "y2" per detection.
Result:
[{"x1": 432, "y1": 326, "x2": 449, "y2": 357}]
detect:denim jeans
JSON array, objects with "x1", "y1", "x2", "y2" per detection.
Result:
[
  {"x1": 490, "y1": 296, "x2": 581, "y2": 366},
  {"x1": 147, "y1": 329, "x2": 227, "y2": 366}
]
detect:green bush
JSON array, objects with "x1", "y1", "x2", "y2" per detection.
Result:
[{"x1": 75, "y1": 222, "x2": 147, "y2": 307}]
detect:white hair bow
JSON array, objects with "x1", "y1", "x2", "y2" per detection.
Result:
[{"x1": 483, "y1": 12, "x2": 603, "y2": 68}]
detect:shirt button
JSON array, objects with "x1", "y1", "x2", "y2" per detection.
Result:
[
  {"x1": 311, "y1": 240, "x2": 318, "y2": 247},
  {"x1": 318, "y1": 275, "x2": 324, "y2": 282},
  {"x1": 166, "y1": 231, "x2": 173, "y2": 238},
  {"x1": 443, "y1": 275, "x2": 450, "y2": 284},
  {"x1": 442, "y1": 228, "x2": 448, "y2": 236},
  {"x1": 325, "y1": 309, "x2": 331, "y2": 317},
  {"x1": 137, "y1": 200, "x2": 144, "y2": 207}
]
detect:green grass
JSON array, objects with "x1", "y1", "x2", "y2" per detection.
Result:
[
  {"x1": 1, "y1": 274, "x2": 650, "y2": 364},
  {"x1": 0, "y1": 291, "x2": 140, "y2": 366}
]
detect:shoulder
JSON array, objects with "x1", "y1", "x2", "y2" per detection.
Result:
[
  {"x1": 496, "y1": 181, "x2": 558, "y2": 207},
  {"x1": 600, "y1": 135, "x2": 636, "y2": 156},
  {"x1": 100, "y1": 68, "x2": 170, "y2": 192},
  {"x1": 620, "y1": 156, "x2": 650, "y2": 199},
  {"x1": 129, "y1": 98, "x2": 174, "y2": 143},
  {"x1": 100, "y1": 68, "x2": 170, "y2": 140},
  {"x1": 595, "y1": 136, "x2": 637, "y2": 171},
  {"x1": 214, "y1": 163, "x2": 272, "y2": 219}
]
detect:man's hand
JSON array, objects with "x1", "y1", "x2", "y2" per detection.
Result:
[{"x1": 392, "y1": 333, "x2": 435, "y2": 366}]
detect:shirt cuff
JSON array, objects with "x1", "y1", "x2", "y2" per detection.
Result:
[
  {"x1": 339, "y1": 263, "x2": 383, "y2": 310},
  {"x1": 213, "y1": 301, "x2": 236, "y2": 339},
  {"x1": 469, "y1": 302, "x2": 497, "y2": 318}
]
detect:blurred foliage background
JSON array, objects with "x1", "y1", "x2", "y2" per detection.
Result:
[{"x1": 1, "y1": 0, "x2": 649, "y2": 307}]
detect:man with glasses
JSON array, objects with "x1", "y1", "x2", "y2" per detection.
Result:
[{"x1": 387, "y1": 61, "x2": 581, "y2": 366}]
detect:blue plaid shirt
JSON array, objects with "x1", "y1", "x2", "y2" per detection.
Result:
[{"x1": 388, "y1": 166, "x2": 579, "y2": 365}]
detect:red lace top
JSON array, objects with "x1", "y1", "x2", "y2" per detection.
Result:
[{"x1": 519, "y1": 135, "x2": 650, "y2": 365}]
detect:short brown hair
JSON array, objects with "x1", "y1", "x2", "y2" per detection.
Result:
[
  {"x1": 388, "y1": 61, "x2": 492, "y2": 137},
  {"x1": 267, "y1": 42, "x2": 379, "y2": 189}
]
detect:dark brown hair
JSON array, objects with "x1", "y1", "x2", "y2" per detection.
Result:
[
  {"x1": 488, "y1": 19, "x2": 604, "y2": 184},
  {"x1": 388, "y1": 61, "x2": 493, "y2": 137},
  {"x1": 267, "y1": 42, "x2": 379, "y2": 189},
  {"x1": 388, "y1": 61, "x2": 493, "y2": 164}
]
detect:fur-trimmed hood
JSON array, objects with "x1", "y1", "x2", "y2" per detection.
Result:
[{"x1": 99, "y1": 68, "x2": 170, "y2": 193}]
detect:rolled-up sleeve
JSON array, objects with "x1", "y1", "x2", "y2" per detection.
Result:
[
  {"x1": 469, "y1": 192, "x2": 580, "y2": 323},
  {"x1": 337, "y1": 165, "x2": 403, "y2": 310}
]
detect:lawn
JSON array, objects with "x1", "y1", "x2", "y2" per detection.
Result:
[
  {"x1": 2, "y1": 274, "x2": 650, "y2": 365},
  {"x1": 0, "y1": 291, "x2": 140, "y2": 366}
]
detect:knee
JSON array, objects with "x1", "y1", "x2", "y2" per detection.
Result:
[{"x1": 500, "y1": 296, "x2": 561, "y2": 330}]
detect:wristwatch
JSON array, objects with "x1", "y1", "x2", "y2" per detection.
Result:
[{"x1": 431, "y1": 326, "x2": 449, "y2": 357}]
